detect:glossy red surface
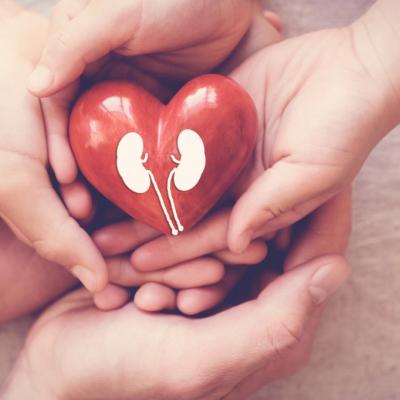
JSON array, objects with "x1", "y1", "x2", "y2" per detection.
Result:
[{"x1": 69, "y1": 75, "x2": 257, "y2": 235}]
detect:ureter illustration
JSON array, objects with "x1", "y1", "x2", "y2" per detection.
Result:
[
  {"x1": 167, "y1": 162, "x2": 184, "y2": 233},
  {"x1": 147, "y1": 170, "x2": 179, "y2": 236}
]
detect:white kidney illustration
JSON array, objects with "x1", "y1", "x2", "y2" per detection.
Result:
[
  {"x1": 171, "y1": 129, "x2": 206, "y2": 191},
  {"x1": 116, "y1": 129, "x2": 206, "y2": 236},
  {"x1": 167, "y1": 129, "x2": 206, "y2": 232},
  {"x1": 116, "y1": 131, "x2": 178, "y2": 235},
  {"x1": 116, "y1": 132, "x2": 150, "y2": 194}
]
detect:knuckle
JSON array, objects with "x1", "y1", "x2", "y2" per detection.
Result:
[
  {"x1": 54, "y1": 30, "x2": 71, "y2": 52},
  {"x1": 267, "y1": 315, "x2": 305, "y2": 358}
]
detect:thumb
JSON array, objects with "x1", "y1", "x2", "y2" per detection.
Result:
[
  {"x1": 26, "y1": 0, "x2": 131, "y2": 96},
  {"x1": 228, "y1": 158, "x2": 345, "y2": 253},
  {"x1": 0, "y1": 166, "x2": 107, "y2": 293},
  {"x1": 201, "y1": 254, "x2": 350, "y2": 380}
]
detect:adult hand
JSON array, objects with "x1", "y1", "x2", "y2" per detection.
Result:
[
  {"x1": 27, "y1": 0, "x2": 279, "y2": 95},
  {"x1": 225, "y1": 10, "x2": 400, "y2": 252},
  {"x1": 0, "y1": 220, "x2": 76, "y2": 324},
  {"x1": 0, "y1": 5, "x2": 107, "y2": 292},
  {"x1": 1, "y1": 192, "x2": 350, "y2": 400}
]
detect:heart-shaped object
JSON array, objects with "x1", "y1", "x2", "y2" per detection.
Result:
[{"x1": 69, "y1": 75, "x2": 257, "y2": 235}]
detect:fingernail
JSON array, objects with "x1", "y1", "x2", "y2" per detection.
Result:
[
  {"x1": 308, "y1": 263, "x2": 347, "y2": 305},
  {"x1": 27, "y1": 65, "x2": 54, "y2": 93},
  {"x1": 235, "y1": 229, "x2": 253, "y2": 254},
  {"x1": 71, "y1": 265, "x2": 97, "y2": 292}
]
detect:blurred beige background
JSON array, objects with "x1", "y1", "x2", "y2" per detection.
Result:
[{"x1": 1, "y1": 1, "x2": 399, "y2": 399}]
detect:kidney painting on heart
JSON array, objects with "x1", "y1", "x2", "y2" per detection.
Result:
[{"x1": 69, "y1": 75, "x2": 257, "y2": 235}]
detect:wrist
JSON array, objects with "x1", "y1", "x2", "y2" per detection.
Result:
[{"x1": 350, "y1": 0, "x2": 400, "y2": 128}]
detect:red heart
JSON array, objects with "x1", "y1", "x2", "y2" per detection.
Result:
[{"x1": 69, "y1": 75, "x2": 257, "y2": 235}]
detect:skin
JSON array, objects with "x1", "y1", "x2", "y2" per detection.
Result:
[
  {"x1": 0, "y1": 6, "x2": 269, "y2": 319},
  {"x1": 0, "y1": 2, "x2": 356, "y2": 398},
  {"x1": 0, "y1": 213, "x2": 259, "y2": 322},
  {"x1": 27, "y1": 0, "x2": 279, "y2": 192},
  {"x1": 114, "y1": 0, "x2": 400, "y2": 276},
  {"x1": 0, "y1": 0, "x2": 280, "y2": 310},
  {"x1": 0, "y1": 190, "x2": 351, "y2": 399},
  {"x1": 23, "y1": 0, "x2": 282, "y2": 310},
  {"x1": 0, "y1": 4, "x2": 108, "y2": 293},
  {"x1": 225, "y1": 0, "x2": 400, "y2": 252},
  {"x1": 26, "y1": 0, "x2": 400, "y2": 260}
]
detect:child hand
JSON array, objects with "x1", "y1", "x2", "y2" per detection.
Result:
[
  {"x1": 93, "y1": 210, "x2": 268, "y2": 314},
  {"x1": 0, "y1": 6, "x2": 107, "y2": 292},
  {"x1": 93, "y1": 183, "x2": 350, "y2": 315}
]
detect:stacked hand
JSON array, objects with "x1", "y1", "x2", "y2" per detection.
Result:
[
  {"x1": 2, "y1": 191, "x2": 351, "y2": 400},
  {"x1": 7, "y1": 0, "x2": 397, "y2": 396}
]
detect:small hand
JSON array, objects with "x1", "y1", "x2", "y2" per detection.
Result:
[{"x1": 93, "y1": 211, "x2": 268, "y2": 314}]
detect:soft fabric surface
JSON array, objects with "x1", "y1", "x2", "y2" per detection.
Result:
[{"x1": 1, "y1": 1, "x2": 399, "y2": 399}]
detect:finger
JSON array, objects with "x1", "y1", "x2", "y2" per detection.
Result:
[
  {"x1": 0, "y1": 1, "x2": 23, "y2": 21},
  {"x1": 131, "y1": 209, "x2": 230, "y2": 272},
  {"x1": 41, "y1": 83, "x2": 78, "y2": 184},
  {"x1": 177, "y1": 268, "x2": 244, "y2": 315},
  {"x1": 27, "y1": 0, "x2": 135, "y2": 96},
  {"x1": 284, "y1": 190, "x2": 352, "y2": 271},
  {"x1": 228, "y1": 159, "x2": 338, "y2": 253},
  {"x1": 263, "y1": 11, "x2": 283, "y2": 33},
  {"x1": 94, "y1": 284, "x2": 130, "y2": 311},
  {"x1": 214, "y1": 240, "x2": 267, "y2": 265},
  {"x1": 221, "y1": 191, "x2": 353, "y2": 391},
  {"x1": 60, "y1": 180, "x2": 93, "y2": 221},
  {"x1": 274, "y1": 227, "x2": 292, "y2": 251},
  {"x1": 197, "y1": 255, "x2": 350, "y2": 380},
  {"x1": 219, "y1": 4, "x2": 281, "y2": 75},
  {"x1": 92, "y1": 59, "x2": 174, "y2": 102},
  {"x1": 0, "y1": 164, "x2": 107, "y2": 292},
  {"x1": 92, "y1": 219, "x2": 160, "y2": 256},
  {"x1": 134, "y1": 283, "x2": 177, "y2": 312},
  {"x1": 107, "y1": 256, "x2": 225, "y2": 289}
]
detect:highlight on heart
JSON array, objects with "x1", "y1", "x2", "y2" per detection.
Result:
[{"x1": 69, "y1": 75, "x2": 258, "y2": 235}]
